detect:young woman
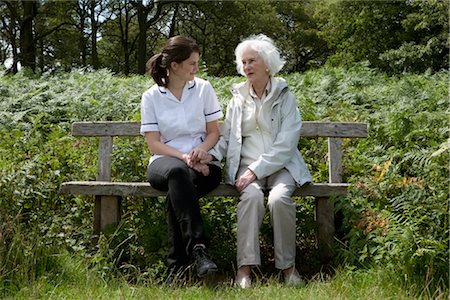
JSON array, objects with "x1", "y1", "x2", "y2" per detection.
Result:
[{"x1": 140, "y1": 36, "x2": 223, "y2": 281}]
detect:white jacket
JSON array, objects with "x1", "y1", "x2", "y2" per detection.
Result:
[{"x1": 209, "y1": 77, "x2": 312, "y2": 186}]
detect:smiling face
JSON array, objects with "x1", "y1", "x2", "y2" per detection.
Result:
[
  {"x1": 241, "y1": 47, "x2": 269, "y2": 85},
  {"x1": 170, "y1": 51, "x2": 199, "y2": 82}
]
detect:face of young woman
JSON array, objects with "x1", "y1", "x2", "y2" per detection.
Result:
[
  {"x1": 170, "y1": 52, "x2": 199, "y2": 82},
  {"x1": 241, "y1": 48, "x2": 269, "y2": 85}
]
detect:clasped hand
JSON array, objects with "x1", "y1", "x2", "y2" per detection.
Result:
[
  {"x1": 183, "y1": 148, "x2": 213, "y2": 176},
  {"x1": 235, "y1": 169, "x2": 256, "y2": 192}
]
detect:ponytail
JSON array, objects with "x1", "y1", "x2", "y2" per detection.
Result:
[{"x1": 146, "y1": 53, "x2": 168, "y2": 87}]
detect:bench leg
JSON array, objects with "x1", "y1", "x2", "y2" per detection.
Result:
[
  {"x1": 93, "y1": 195, "x2": 122, "y2": 236},
  {"x1": 315, "y1": 197, "x2": 335, "y2": 263}
]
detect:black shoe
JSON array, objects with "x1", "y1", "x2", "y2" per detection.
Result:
[{"x1": 193, "y1": 244, "x2": 218, "y2": 277}]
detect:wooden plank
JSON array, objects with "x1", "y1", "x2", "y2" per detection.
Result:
[
  {"x1": 97, "y1": 136, "x2": 112, "y2": 181},
  {"x1": 328, "y1": 137, "x2": 343, "y2": 183},
  {"x1": 60, "y1": 181, "x2": 349, "y2": 198},
  {"x1": 72, "y1": 121, "x2": 141, "y2": 137},
  {"x1": 100, "y1": 195, "x2": 121, "y2": 231},
  {"x1": 72, "y1": 121, "x2": 368, "y2": 138},
  {"x1": 315, "y1": 197, "x2": 335, "y2": 262},
  {"x1": 302, "y1": 122, "x2": 368, "y2": 138}
]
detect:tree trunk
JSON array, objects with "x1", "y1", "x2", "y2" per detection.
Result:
[
  {"x1": 137, "y1": 0, "x2": 147, "y2": 75},
  {"x1": 4, "y1": 1, "x2": 19, "y2": 73},
  {"x1": 135, "y1": 0, "x2": 164, "y2": 75},
  {"x1": 78, "y1": 4, "x2": 87, "y2": 66},
  {"x1": 168, "y1": 4, "x2": 179, "y2": 38},
  {"x1": 20, "y1": 0, "x2": 37, "y2": 71},
  {"x1": 90, "y1": 0, "x2": 99, "y2": 69}
]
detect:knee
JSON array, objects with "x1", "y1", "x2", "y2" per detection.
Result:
[
  {"x1": 267, "y1": 190, "x2": 294, "y2": 210},
  {"x1": 240, "y1": 187, "x2": 264, "y2": 209},
  {"x1": 167, "y1": 164, "x2": 190, "y2": 179}
]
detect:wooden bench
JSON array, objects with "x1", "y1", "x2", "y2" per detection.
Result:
[{"x1": 60, "y1": 121, "x2": 368, "y2": 261}]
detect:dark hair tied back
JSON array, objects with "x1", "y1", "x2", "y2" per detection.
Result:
[
  {"x1": 146, "y1": 36, "x2": 200, "y2": 87},
  {"x1": 147, "y1": 53, "x2": 167, "y2": 87}
]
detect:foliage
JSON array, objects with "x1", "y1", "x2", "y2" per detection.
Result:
[
  {"x1": 4, "y1": 0, "x2": 446, "y2": 76},
  {"x1": 314, "y1": 0, "x2": 449, "y2": 73},
  {"x1": 0, "y1": 66, "x2": 448, "y2": 297}
]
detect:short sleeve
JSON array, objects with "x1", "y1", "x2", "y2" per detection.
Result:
[
  {"x1": 203, "y1": 81, "x2": 223, "y2": 122},
  {"x1": 140, "y1": 90, "x2": 159, "y2": 135}
]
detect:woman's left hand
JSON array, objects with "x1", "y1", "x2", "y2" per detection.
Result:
[
  {"x1": 235, "y1": 169, "x2": 256, "y2": 192},
  {"x1": 189, "y1": 148, "x2": 209, "y2": 163}
]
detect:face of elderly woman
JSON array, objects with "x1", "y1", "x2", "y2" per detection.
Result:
[{"x1": 241, "y1": 47, "x2": 269, "y2": 85}]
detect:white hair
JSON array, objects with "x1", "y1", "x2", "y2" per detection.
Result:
[{"x1": 235, "y1": 34, "x2": 285, "y2": 76}]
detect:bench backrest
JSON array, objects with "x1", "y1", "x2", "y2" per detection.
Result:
[{"x1": 71, "y1": 121, "x2": 368, "y2": 184}]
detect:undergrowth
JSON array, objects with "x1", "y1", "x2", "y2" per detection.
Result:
[{"x1": 0, "y1": 65, "x2": 448, "y2": 298}]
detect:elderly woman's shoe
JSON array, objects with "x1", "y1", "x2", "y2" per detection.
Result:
[
  {"x1": 284, "y1": 268, "x2": 303, "y2": 286},
  {"x1": 234, "y1": 266, "x2": 252, "y2": 288},
  {"x1": 234, "y1": 275, "x2": 251, "y2": 288}
]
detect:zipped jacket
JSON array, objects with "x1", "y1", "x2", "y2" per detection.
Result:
[{"x1": 209, "y1": 77, "x2": 312, "y2": 186}]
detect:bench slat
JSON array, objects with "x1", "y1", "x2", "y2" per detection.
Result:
[
  {"x1": 60, "y1": 181, "x2": 349, "y2": 198},
  {"x1": 72, "y1": 121, "x2": 368, "y2": 138}
]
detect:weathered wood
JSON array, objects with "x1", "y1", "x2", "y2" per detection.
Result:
[
  {"x1": 100, "y1": 196, "x2": 121, "y2": 230},
  {"x1": 94, "y1": 136, "x2": 116, "y2": 235},
  {"x1": 72, "y1": 121, "x2": 368, "y2": 138},
  {"x1": 328, "y1": 137, "x2": 343, "y2": 183},
  {"x1": 97, "y1": 136, "x2": 113, "y2": 181},
  {"x1": 315, "y1": 197, "x2": 335, "y2": 262},
  {"x1": 60, "y1": 181, "x2": 349, "y2": 198},
  {"x1": 73, "y1": 121, "x2": 141, "y2": 137}
]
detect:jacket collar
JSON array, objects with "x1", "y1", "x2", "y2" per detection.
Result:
[{"x1": 231, "y1": 77, "x2": 289, "y2": 103}]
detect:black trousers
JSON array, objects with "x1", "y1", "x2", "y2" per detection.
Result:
[{"x1": 147, "y1": 156, "x2": 221, "y2": 270}]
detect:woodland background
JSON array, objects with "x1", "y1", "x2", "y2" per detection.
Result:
[
  {"x1": 0, "y1": 0, "x2": 448, "y2": 76},
  {"x1": 0, "y1": 0, "x2": 449, "y2": 299}
]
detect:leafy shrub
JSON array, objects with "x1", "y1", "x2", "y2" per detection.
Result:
[{"x1": 0, "y1": 66, "x2": 448, "y2": 295}]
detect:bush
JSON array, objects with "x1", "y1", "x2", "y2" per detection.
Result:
[{"x1": 0, "y1": 66, "x2": 448, "y2": 295}]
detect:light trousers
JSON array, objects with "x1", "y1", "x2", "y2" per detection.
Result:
[{"x1": 236, "y1": 167, "x2": 297, "y2": 270}]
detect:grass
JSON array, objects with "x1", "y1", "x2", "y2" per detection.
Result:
[{"x1": 1, "y1": 252, "x2": 441, "y2": 300}]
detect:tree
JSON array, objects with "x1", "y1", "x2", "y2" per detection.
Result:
[
  {"x1": 173, "y1": 0, "x2": 287, "y2": 75},
  {"x1": 314, "y1": 0, "x2": 448, "y2": 73},
  {"x1": 132, "y1": 0, "x2": 164, "y2": 75},
  {"x1": 379, "y1": 0, "x2": 449, "y2": 73},
  {"x1": 275, "y1": 1, "x2": 330, "y2": 72}
]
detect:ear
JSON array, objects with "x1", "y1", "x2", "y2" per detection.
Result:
[{"x1": 170, "y1": 61, "x2": 178, "y2": 71}]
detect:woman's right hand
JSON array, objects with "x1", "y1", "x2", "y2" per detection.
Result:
[{"x1": 182, "y1": 153, "x2": 210, "y2": 176}]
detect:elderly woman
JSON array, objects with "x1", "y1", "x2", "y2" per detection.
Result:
[{"x1": 204, "y1": 34, "x2": 312, "y2": 287}]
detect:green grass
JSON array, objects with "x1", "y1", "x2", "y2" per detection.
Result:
[{"x1": 2, "y1": 253, "x2": 430, "y2": 300}]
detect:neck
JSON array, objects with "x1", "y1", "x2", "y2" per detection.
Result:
[
  {"x1": 252, "y1": 77, "x2": 270, "y2": 98},
  {"x1": 167, "y1": 76, "x2": 186, "y2": 92},
  {"x1": 167, "y1": 76, "x2": 187, "y2": 100}
]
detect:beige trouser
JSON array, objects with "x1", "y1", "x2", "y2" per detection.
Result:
[{"x1": 236, "y1": 167, "x2": 297, "y2": 270}]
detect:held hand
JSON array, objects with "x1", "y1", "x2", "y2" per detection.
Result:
[
  {"x1": 182, "y1": 153, "x2": 193, "y2": 167},
  {"x1": 189, "y1": 148, "x2": 209, "y2": 163},
  {"x1": 199, "y1": 153, "x2": 213, "y2": 164},
  {"x1": 191, "y1": 162, "x2": 210, "y2": 176},
  {"x1": 235, "y1": 169, "x2": 256, "y2": 192}
]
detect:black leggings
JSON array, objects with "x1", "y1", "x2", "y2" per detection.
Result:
[{"x1": 147, "y1": 156, "x2": 221, "y2": 269}]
